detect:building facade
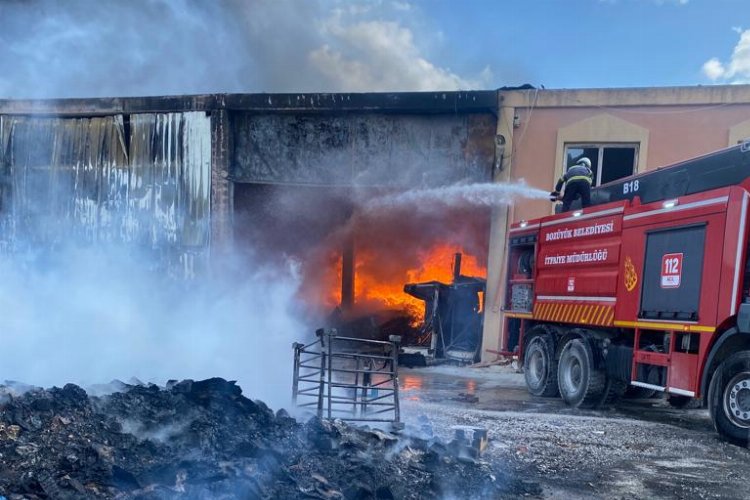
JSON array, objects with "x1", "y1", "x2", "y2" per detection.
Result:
[{"x1": 0, "y1": 92, "x2": 497, "y2": 320}]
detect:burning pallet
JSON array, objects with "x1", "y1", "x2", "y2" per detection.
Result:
[{"x1": 403, "y1": 253, "x2": 486, "y2": 363}]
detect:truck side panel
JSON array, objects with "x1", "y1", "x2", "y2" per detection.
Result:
[
  {"x1": 533, "y1": 203, "x2": 625, "y2": 327},
  {"x1": 615, "y1": 189, "x2": 729, "y2": 331}
]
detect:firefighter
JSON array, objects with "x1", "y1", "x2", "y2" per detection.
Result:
[{"x1": 551, "y1": 157, "x2": 593, "y2": 212}]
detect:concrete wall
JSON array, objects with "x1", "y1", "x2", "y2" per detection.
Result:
[{"x1": 481, "y1": 85, "x2": 750, "y2": 360}]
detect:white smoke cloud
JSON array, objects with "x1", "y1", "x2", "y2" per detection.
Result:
[
  {"x1": 702, "y1": 29, "x2": 750, "y2": 83},
  {"x1": 0, "y1": 245, "x2": 305, "y2": 409},
  {"x1": 0, "y1": 0, "x2": 492, "y2": 98},
  {"x1": 0, "y1": 0, "x2": 498, "y2": 407}
]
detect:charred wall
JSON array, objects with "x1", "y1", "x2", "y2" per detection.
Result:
[
  {"x1": 227, "y1": 102, "x2": 497, "y2": 321},
  {"x1": 230, "y1": 112, "x2": 497, "y2": 187},
  {"x1": 0, "y1": 91, "x2": 499, "y2": 279},
  {"x1": 0, "y1": 112, "x2": 211, "y2": 274}
]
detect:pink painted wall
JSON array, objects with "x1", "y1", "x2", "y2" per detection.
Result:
[{"x1": 510, "y1": 104, "x2": 750, "y2": 223}]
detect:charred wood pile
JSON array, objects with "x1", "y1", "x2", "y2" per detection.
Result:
[{"x1": 0, "y1": 378, "x2": 526, "y2": 499}]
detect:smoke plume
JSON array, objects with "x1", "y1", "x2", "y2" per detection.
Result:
[
  {"x1": 0, "y1": 0, "x2": 536, "y2": 410},
  {"x1": 0, "y1": 245, "x2": 305, "y2": 409},
  {"x1": 0, "y1": 0, "x2": 493, "y2": 98}
]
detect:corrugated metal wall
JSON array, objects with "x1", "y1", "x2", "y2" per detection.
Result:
[{"x1": 0, "y1": 112, "x2": 211, "y2": 274}]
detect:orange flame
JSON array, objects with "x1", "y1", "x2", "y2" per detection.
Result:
[
  {"x1": 307, "y1": 244, "x2": 486, "y2": 323},
  {"x1": 353, "y1": 244, "x2": 486, "y2": 320}
]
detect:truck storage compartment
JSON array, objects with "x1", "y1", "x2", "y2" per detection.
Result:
[{"x1": 639, "y1": 224, "x2": 706, "y2": 321}]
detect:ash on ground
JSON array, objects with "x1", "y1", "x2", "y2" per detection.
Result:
[{"x1": 0, "y1": 378, "x2": 532, "y2": 499}]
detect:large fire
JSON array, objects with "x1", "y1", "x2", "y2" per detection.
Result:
[
  {"x1": 326, "y1": 244, "x2": 486, "y2": 321},
  {"x1": 271, "y1": 185, "x2": 492, "y2": 325}
]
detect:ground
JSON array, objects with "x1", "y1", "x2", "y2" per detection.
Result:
[{"x1": 398, "y1": 364, "x2": 750, "y2": 500}]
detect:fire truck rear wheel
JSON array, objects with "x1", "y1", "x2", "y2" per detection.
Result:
[
  {"x1": 558, "y1": 338, "x2": 606, "y2": 409},
  {"x1": 708, "y1": 351, "x2": 750, "y2": 446},
  {"x1": 523, "y1": 333, "x2": 559, "y2": 397}
]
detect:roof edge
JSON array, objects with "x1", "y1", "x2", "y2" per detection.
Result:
[
  {"x1": 500, "y1": 84, "x2": 750, "y2": 108},
  {"x1": 0, "y1": 90, "x2": 498, "y2": 116}
]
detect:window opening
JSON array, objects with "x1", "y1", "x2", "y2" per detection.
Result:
[{"x1": 564, "y1": 143, "x2": 638, "y2": 186}]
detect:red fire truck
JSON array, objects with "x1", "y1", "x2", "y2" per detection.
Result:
[{"x1": 502, "y1": 142, "x2": 750, "y2": 444}]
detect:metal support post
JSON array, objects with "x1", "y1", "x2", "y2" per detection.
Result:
[
  {"x1": 326, "y1": 329, "x2": 335, "y2": 419},
  {"x1": 390, "y1": 335, "x2": 401, "y2": 423},
  {"x1": 292, "y1": 342, "x2": 302, "y2": 406},
  {"x1": 317, "y1": 333, "x2": 326, "y2": 418}
]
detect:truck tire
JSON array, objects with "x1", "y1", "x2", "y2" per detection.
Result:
[
  {"x1": 524, "y1": 333, "x2": 559, "y2": 397},
  {"x1": 708, "y1": 351, "x2": 750, "y2": 446},
  {"x1": 558, "y1": 338, "x2": 606, "y2": 409}
]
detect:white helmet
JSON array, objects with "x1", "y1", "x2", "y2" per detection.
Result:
[{"x1": 576, "y1": 157, "x2": 592, "y2": 169}]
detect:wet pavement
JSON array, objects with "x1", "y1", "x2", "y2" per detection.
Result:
[{"x1": 398, "y1": 364, "x2": 750, "y2": 499}]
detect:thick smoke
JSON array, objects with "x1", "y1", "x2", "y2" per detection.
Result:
[
  {"x1": 0, "y1": 122, "x2": 543, "y2": 409},
  {"x1": 0, "y1": 244, "x2": 305, "y2": 409},
  {"x1": 0, "y1": 0, "x2": 495, "y2": 98},
  {"x1": 0, "y1": 0, "x2": 530, "y2": 409}
]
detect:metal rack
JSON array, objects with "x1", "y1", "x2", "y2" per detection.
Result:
[{"x1": 292, "y1": 329, "x2": 401, "y2": 423}]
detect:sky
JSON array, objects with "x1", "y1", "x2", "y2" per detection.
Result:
[{"x1": 0, "y1": 0, "x2": 748, "y2": 97}]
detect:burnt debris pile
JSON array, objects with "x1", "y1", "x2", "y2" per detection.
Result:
[{"x1": 0, "y1": 378, "x2": 525, "y2": 499}]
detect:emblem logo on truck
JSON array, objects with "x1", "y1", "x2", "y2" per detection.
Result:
[{"x1": 624, "y1": 256, "x2": 638, "y2": 292}]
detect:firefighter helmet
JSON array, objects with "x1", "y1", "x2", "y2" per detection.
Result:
[{"x1": 576, "y1": 157, "x2": 592, "y2": 169}]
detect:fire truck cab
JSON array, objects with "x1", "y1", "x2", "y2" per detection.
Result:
[{"x1": 502, "y1": 142, "x2": 750, "y2": 444}]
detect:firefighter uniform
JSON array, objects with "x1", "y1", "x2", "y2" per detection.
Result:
[{"x1": 553, "y1": 160, "x2": 593, "y2": 212}]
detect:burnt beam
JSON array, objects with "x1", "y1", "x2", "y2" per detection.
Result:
[
  {"x1": 223, "y1": 91, "x2": 498, "y2": 114},
  {"x1": 210, "y1": 108, "x2": 233, "y2": 253},
  {"x1": 341, "y1": 237, "x2": 355, "y2": 311},
  {"x1": 0, "y1": 91, "x2": 498, "y2": 116}
]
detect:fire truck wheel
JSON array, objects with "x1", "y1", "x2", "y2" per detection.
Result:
[
  {"x1": 557, "y1": 338, "x2": 606, "y2": 409},
  {"x1": 708, "y1": 351, "x2": 750, "y2": 446},
  {"x1": 523, "y1": 334, "x2": 559, "y2": 397}
]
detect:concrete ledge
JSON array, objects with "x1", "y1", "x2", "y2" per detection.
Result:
[{"x1": 501, "y1": 85, "x2": 750, "y2": 108}]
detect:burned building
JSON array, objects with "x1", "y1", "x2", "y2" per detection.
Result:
[{"x1": 0, "y1": 92, "x2": 499, "y2": 349}]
